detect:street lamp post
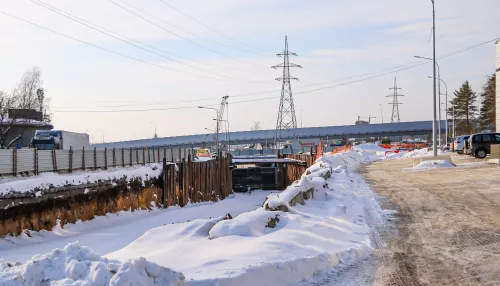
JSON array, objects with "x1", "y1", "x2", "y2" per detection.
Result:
[
  {"x1": 380, "y1": 104, "x2": 384, "y2": 123},
  {"x1": 199, "y1": 106, "x2": 220, "y2": 155},
  {"x1": 415, "y1": 53, "x2": 440, "y2": 152},
  {"x1": 428, "y1": 76, "x2": 450, "y2": 146},
  {"x1": 96, "y1": 129, "x2": 104, "y2": 143},
  {"x1": 149, "y1": 122, "x2": 157, "y2": 138},
  {"x1": 431, "y1": 0, "x2": 437, "y2": 155}
]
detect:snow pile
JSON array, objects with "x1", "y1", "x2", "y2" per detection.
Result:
[
  {"x1": 106, "y1": 150, "x2": 383, "y2": 285},
  {"x1": 209, "y1": 209, "x2": 285, "y2": 239},
  {"x1": 0, "y1": 164, "x2": 162, "y2": 197},
  {"x1": 413, "y1": 160, "x2": 455, "y2": 169},
  {"x1": 385, "y1": 148, "x2": 450, "y2": 160},
  {"x1": 264, "y1": 162, "x2": 331, "y2": 209},
  {"x1": 352, "y1": 143, "x2": 387, "y2": 153},
  {"x1": 0, "y1": 242, "x2": 185, "y2": 286}
]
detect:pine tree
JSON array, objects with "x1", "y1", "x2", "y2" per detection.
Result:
[
  {"x1": 448, "y1": 81, "x2": 478, "y2": 135},
  {"x1": 478, "y1": 74, "x2": 496, "y2": 131}
]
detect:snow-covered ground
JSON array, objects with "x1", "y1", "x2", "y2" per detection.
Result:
[{"x1": 0, "y1": 147, "x2": 392, "y2": 285}]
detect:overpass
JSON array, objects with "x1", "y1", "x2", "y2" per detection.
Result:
[{"x1": 94, "y1": 120, "x2": 445, "y2": 150}]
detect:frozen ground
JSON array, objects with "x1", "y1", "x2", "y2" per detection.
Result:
[{"x1": 0, "y1": 149, "x2": 393, "y2": 285}]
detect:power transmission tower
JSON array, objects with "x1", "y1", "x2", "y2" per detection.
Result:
[
  {"x1": 272, "y1": 36, "x2": 302, "y2": 141},
  {"x1": 387, "y1": 77, "x2": 404, "y2": 123}
]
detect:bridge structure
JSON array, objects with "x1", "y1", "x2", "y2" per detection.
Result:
[{"x1": 94, "y1": 120, "x2": 445, "y2": 150}]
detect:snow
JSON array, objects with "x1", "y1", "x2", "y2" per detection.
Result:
[
  {"x1": 413, "y1": 160, "x2": 455, "y2": 169},
  {"x1": 0, "y1": 150, "x2": 390, "y2": 285},
  {"x1": 0, "y1": 242, "x2": 185, "y2": 285},
  {"x1": 105, "y1": 151, "x2": 385, "y2": 285},
  {"x1": 0, "y1": 191, "x2": 270, "y2": 263},
  {"x1": 208, "y1": 209, "x2": 285, "y2": 239},
  {"x1": 0, "y1": 164, "x2": 162, "y2": 197},
  {"x1": 352, "y1": 143, "x2": 387, "y2": 153},
  {"x1": 385, "y1": 148, "x2": 450, "y2": 160}
]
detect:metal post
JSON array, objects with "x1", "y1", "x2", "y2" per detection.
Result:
[
  {"x1": 437, "y1": 63, "x2": 442, "y2": 148},
  {"x1": 431, "y1": 0, "x2": 437, "y2": 156},
  {"x1": 453, "y1": 105, "x2": 456, "y2": 139},
  {"x1": 216, "y1": 110, "x2": 219, "y2": 156}
]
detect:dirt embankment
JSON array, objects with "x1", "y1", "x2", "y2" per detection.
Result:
[
  {"x1": 0, "y1": 177, "x2": 162, "y2": 236},
  {"x1": 361, "y1": 156, "x2": 500, "y2": 286}
]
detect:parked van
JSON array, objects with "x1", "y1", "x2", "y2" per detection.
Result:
[
  {"x1": 453, "y1": 135, "x2": 470, "y2": 154},
  {"x1": 466, "y1": 133, "x2": 500, "y2": 158}
]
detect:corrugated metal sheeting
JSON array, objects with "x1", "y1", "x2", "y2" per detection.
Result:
[
  {"x1": 0, "y1": 150, "x2": 13, "y2": 174},
  {"x1": 0, "y1": 147, "x2": 192, "y2": 176}
]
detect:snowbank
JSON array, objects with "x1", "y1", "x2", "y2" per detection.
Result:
[
  {"x1": 352, "y1": 143, "x2": 387, "y2": 152},
  {"x1": 385, "y1": 148, "x2": 450, "y2": 160},
  {"x1": 413, "y1": 160, "x2": 455, "y2": 169},
  {"x1": 0, "y1": 242, "x2": 185, "y2": 286},
  {"x1": 209, "y1": 209, "x2": 285, "y2": 239},
  {"x1": 0, "y1": 164, "x2": 162, "y2": 197}
]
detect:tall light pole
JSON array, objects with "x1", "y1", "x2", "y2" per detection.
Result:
[
  {"x1": 431, "y1": 0, "x2": 437, "y2": 155},
  {"x1": 199, "y1": 106, "x2": 219, "y2": 155},
  {"x1": 415, "y1": 53, "x2": 440, "y2": 152},
  {"x1": 149, "y1": 122, "x2": 157, "y2": 138},
  {"x1": 96, "y1": 129, "x2": 104, "y2": 143},
  {"x1": 300, "y1": 109, "x2": 303, "y2": 128},
  {"x1": 380, "y1": 104, "x2": 384, "y2": 123},
  {"x1": 429, "y1": 76, "x2": 450, "y2": 146}
]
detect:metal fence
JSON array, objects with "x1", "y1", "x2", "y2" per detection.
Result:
[{"x1": 0, "y1": 147, "x2": 198, "y2": 176}]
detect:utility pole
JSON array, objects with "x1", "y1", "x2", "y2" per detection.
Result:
[
  {"x1": 386, "y1": 77, "x2": 404, "y2": 123},
  {"x1": 431, "y1": 0, "x2": 438, "y2": 156},
  {"x1": 273, "y1": 36, "x2": 302, "y2": 143},
  {"x1": 380, "y1": 104, "x2": 384, "y2": 123}
]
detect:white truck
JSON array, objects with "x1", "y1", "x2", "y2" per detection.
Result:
[{"x1": 31, "y1": 130, "x2": 90, "y2": 150}]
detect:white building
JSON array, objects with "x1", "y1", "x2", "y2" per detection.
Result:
[{"x1": 497, "y1": 40, "x2": 500, "y2": 132}]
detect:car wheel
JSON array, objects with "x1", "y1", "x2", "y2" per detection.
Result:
[{"x1": 476, "y1": 149, "x2": 487, "y2": 159}]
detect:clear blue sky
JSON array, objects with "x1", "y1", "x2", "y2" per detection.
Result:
[{"x1": 1, "y1": 0, "x2": 498, "y2": 142}]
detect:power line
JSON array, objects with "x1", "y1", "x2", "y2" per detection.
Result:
[
  {"x1": 52, "y1": 96, "x2": 277, "y2": 113},
  {"x1": 29, "y1": 0, "x2": 269, "y2": 83},
  {"x1": 0, "y1": 9, "x2": 250, "y2": 82},
  {"x1": 52, "y1": 37, "x2": 499, "y2": 110},
  {"x1": 119, "y1": 0, "x2": 272, "y2": 57},
  {"x1": 108, "y1": 0, "x2": 268, "y2": 69},
  {"x1": 157, "y1": 0, "x2": 269, "y2": 54},
  {"x1": 28, "y1": 1, "x2": 234, "y2": 71}
]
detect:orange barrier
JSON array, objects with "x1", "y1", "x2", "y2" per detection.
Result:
[{"x1": 314, "y1": 139, "x2": 324, "y2": 162}]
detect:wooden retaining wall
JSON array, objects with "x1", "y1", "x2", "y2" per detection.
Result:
[{"x1": 162, "y1": 154, "x2": 232, "y2": 207}]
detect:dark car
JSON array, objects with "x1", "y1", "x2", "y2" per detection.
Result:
[{"x1": 466, "y1": 133, "x2": 500, "y2": 158}]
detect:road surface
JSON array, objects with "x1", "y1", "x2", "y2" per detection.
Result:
[{"x1": 360, "y1": 154, "x2": 500, "y2": 285}]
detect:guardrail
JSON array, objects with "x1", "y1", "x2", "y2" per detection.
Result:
[{"x1": 0, "y1": 147, "x2": 201, "y2": 176}]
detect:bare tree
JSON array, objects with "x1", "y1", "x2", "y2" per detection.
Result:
[
  {"x1": 0, "y1": 67, "x2": 51, "y2": 148},
  {"x1": 13, "y1": 67, "x2": 43, "y2": 110},
  {"x1": 251, "y1": 121, "x2": 261, "y2": 131},
  {"x1": 0, "y1": 91, "x2": 18, "y2": 148}
]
